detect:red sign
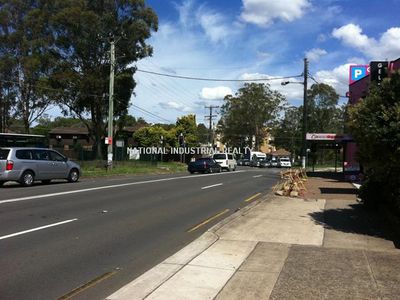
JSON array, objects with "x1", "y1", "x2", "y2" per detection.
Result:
[{"x1": 105, "y1": 137, "x2": 113, "y2": 145}]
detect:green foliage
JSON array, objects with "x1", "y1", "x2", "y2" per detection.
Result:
[
  {"x1": 175, "y1": 114, "x2": 199, "y2": 147},
  {"x1": 273, "y1": 83, "x2": 344, "y2": 163},
  {"x1": 220, "y1": 83, "x2": 286, "y2": 149},
  {"x1": 197, "y1": 123, "x2": 209, "y2": 144},
  {"x1": 32, "y1": 116, "x2": 84, "y2": 135},
  {"x1": 348, "y1": 71, "x2": 400, "y2": 211},
  {"x1": 47, "y1": 0, "x2": 158, "y2": 157},
  {"x1": 133, "y1": 125, "x2": 176, "y2": 148},
  {"x1": 0, "y1": 0, "x2": 55, "y2": 132},
  {"x1": 273, "y1": 106, "x2": 302, "y2": 157},
  {"x1": 307, "y1": 83, "x2": 344, "y2": 133}
]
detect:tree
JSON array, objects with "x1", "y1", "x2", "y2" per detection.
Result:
[
  {"x1": 32, "y1": 116, "x2": 84, "y2": 135},
  {"x1": 197, "y1": 123, "x2": 209, "y2": 144},
  {"x1": 348, "y1": 71, "x2": 400, "y2": 210},
  {"x1": 133, "y1": 125, "x2": 176, "y2": 148},
  {"x1": 48, "y1": 0, "x2": 158, "y2": 158},
  {"x1": 272, "y1": 106, "x2": 302, "y2": 158},
  {"x1": 220, "y1": 83, "x2": 286, "y2": 149},
  {"x1": 175, "y1": 114, "x2": 199, "y2": 147},
  {"x1": 0, "y1": 0, "x2": 55, "y2": 133},
  {"x1": 307, "y1": 83, "x2": 344, "y2": 133}
]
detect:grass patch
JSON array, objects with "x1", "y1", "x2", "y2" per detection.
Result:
[{"x1": 80, "y1": 160, "x2": 188, "y2": 177}]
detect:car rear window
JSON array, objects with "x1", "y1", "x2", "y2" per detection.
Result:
[
  {"x1": 0, "y1": 149, "x2": 10, "y2": 160},
  {"x1": 213, "y1": 154, "x2": 226, "y2": 160},
  {"x1": 16, "y1": 149, "x2": 33, "y2": 160}
]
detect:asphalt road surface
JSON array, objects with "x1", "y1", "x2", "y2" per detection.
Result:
[{"x1": 0, "y1": 167, "x2": 280, "y2": 300}]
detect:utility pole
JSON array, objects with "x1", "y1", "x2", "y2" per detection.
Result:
[
  {"x1": 107, "y1": 38, "x2": 115, "y2": 170},
  {"x1": 204, "y1": 106, "x2": 219, "y2": 146},
  {"x1": 302, "y1": 58, "x2": 308, "y2": 169}
]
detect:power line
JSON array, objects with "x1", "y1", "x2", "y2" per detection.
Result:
[
  {"x1": 132, "y1": 104, "x2": 173, "y2": 123},
  {"x1": 137, "y1": 69, "x2": 303, "y2": 82}
]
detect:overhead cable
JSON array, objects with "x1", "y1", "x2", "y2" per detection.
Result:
[{"x1": 137, "y1": 69, "x2": 303, "y2": 82}]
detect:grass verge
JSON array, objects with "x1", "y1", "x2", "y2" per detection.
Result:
[{"x1": 80, "y1": 160, "x2": 187, "y2": 177}]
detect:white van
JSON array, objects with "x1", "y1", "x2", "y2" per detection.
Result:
[{"x1": 212, "y1": 153, "x2": 237, "y2": 171}]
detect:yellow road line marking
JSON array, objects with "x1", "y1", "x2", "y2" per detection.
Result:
[
  {"x1": 187, "y1": 209, "x2": 230, "y2": 233},
  {"x1": 57, "y1": 270, "x2": 118, "y2": 300},
  {"x1": 244, "y1": 193, "x2": 262, "y2": 203}
]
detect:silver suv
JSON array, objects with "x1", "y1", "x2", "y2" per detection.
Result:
[{"x1": 0, "y1": 147, "x2": 81, "y2": 187}]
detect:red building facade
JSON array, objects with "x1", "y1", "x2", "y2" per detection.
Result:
[{"x1": 345, "y1": 57, "x2": 400, "y2": 180}]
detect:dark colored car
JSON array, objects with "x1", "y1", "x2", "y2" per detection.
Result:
[
  {"x1": 242, "y1": 159, "x2": 250, "y2": 166},
  {"x1": 259, "y1": 159, "x2": 271, "y2": 168},
  {"x1": 188, "y1": 158, "x2": 221, "y2": 174}
]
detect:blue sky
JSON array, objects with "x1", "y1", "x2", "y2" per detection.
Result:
[{"x1": 129, "y1": 0, "x2": 400, "y2": 124}]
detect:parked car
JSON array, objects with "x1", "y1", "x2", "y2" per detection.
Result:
[
  {"x1": 250, "y1": 157, "x2": 265, "y2": 167},
  {"x1": 241, "y1": 158, "x2": 250, "y2": 166},
  {"x1": 269, "y1": 157, "x2": 279, "y2": 168},
  {"x1": 188, "y1": 157, "x2": 221, "y2": 174},
  {"x1": 0, "y1": 147, "x2": 81, "y2": 187},
  {"x1": 212, "y1": 153, "x2": 237, "y2": 171},
  {"x1": 259, "y1": 159, "x2": 271, "y2": 168},
  {"x1": 278, "y1": 157, "x2": 292, "y2": 168}
]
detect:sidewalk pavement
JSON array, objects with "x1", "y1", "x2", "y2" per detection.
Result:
[{"x1": 107, "y1": 173, "x2": 400, "y2": 300}]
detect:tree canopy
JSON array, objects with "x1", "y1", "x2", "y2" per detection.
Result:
[
  {"x1": 220, "y1": 83, "x2": 286, "y2": 149},
  {"x1": 48, "y1": 0, "x2": 158, "y2": 157},
  {"x1": 0, "y1": 0, "x2": 55, "y2": 132},
  {"x1": 348, "y1": 71, "x2": 400, "y2": 210}
]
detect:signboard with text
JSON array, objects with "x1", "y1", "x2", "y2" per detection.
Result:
[
  {"x1": 370, "y1": 61, "x2": 388, "y2": 85},
  {"x1": 349, "y1": 65, "x2": 370, "y2": 84},
  {"x1": 306, "y1": 133, "x2": 353, "y2": 142}
]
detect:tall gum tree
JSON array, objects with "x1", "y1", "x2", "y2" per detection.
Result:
[
  {"x1": 0, "y1": 0, "x2": 55, "y2": 133},
  {"x1": 220, "y1": 83, "x2": 286, "y2": 149},
  {"x1": 49, "y1": 0, "x2": 158, "y2": 158}
]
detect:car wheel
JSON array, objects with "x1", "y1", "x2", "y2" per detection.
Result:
[
  {"x1": 189, "y1": 171, "x2": 194, "y2": 174},
  {"x1": 42, "y1": 180, "x2": 51, "y2": 184},
  {"x1": 20, "y1": 171, "x2": 35, "y2": 187},
  {"x1": 0, "y1": 181, "x2": 4, "y2": 187},
  {"x1": 68, "y1": 169, "x2": 79, "y2": 183}
]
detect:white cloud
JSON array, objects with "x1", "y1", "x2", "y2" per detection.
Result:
[
  {"x1": 305, "y1": 48, "x2": 327, "y2": 62},
  {"x1": 159, "y1": 101, "x2": 193, "y2": 112},
  {"x1": 315, "y1": 63, "x2": 356, "y2": 96},
  {"x1": 332, "y1": 23, "x2": 400, "y2": 60},
  {"x1": 196, "y1": 7, "x2": 232, "y2": 43},
  {"x1": 240, "y1": 0, "x2": 311, "y2": 26},
  {"x1": 200, "y1": 86, "x2": 233, "y2": 100},
  {"x1": 176, "y1": 0, "x2": 195, "y2": 27}
]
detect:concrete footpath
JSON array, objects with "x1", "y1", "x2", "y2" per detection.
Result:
[{"x1": 107, "y1": 173, "x2": 400, "y2": 300}]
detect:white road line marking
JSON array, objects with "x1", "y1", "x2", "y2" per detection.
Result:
[
  {"x1": 0, "y1": 171, "x2": 247, "y2": 204},
  {"x1": 253, "y1": 175, "x2": 263, "y2": 178},
  {"x1": 201, "y1": 183, "x2": 223, "y2": 190},
  {"x1": 0, "y1": 219, "x2": 78, "y2": 240}
]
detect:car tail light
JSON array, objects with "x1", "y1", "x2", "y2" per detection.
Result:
[{"x1": 6, "y1": 160, "x2": 14, "y2": 171}]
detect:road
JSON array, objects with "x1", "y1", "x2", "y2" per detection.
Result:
[{"x1": 0, "y1": 167, "x2": 280, "y2": 299}]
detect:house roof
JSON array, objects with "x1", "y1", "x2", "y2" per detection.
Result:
[
  {"x1": 49, "y1": 127, "x2": 89, "y2": 135},
  {"x1": 271, "y1": 148, "x2": 291, "y2": 156}
]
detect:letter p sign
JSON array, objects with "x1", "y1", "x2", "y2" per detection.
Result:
[{"x1": 349, "y1": 65, "x2": 369, "y2": 84}]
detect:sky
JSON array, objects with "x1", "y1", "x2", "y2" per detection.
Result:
[{"x1": 126, "y1": 0, "x2": 400, "y2": 124}]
